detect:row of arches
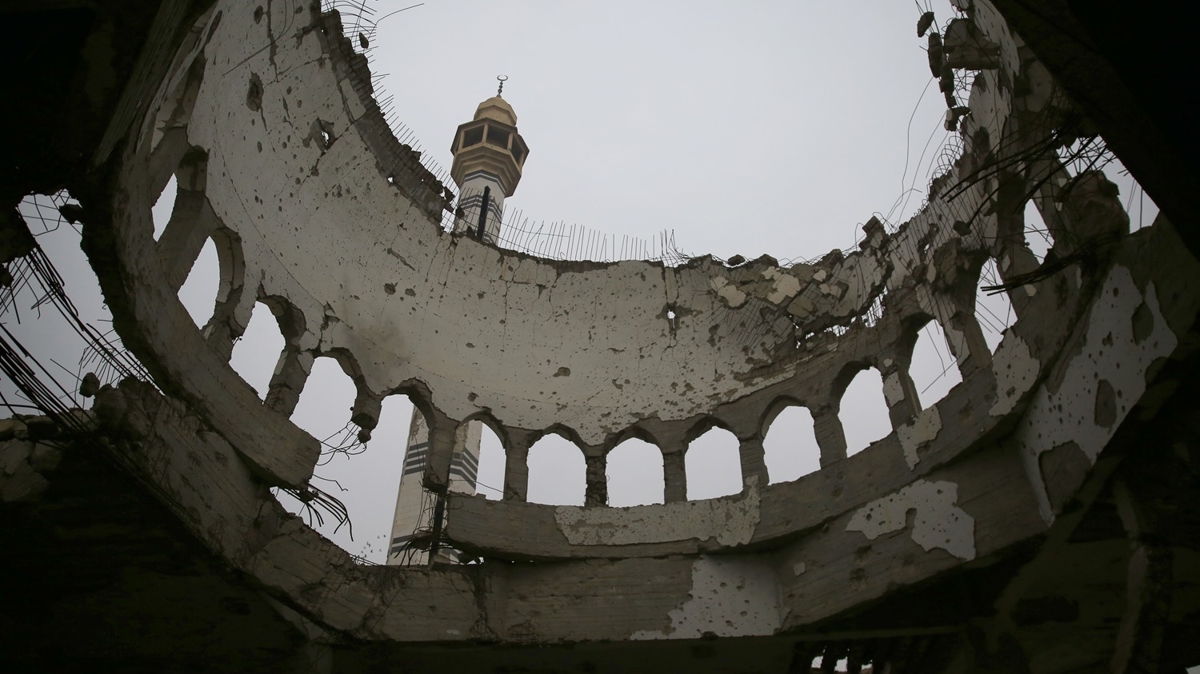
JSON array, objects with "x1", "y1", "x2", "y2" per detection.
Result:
[
  {"x1": 172, "y1": 298, "x2": 998, "y2": 510},
  {"x1": 153, "y1": 170, "x2": 1025, "y2": 567}
]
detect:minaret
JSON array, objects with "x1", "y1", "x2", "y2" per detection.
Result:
[
  {"x1": 386, "y1": 81, "x2": 528, "y2": 565},
  {"x1": 385, "y1": 408, "x2": 483, "y2": 565},
  {"x1": 448, "y1": 77, "x2": 529, "y2": 243}
]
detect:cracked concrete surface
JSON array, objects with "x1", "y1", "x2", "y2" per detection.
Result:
[
  {"x1": 11, "y1": 0, "x2": 1197, "y2": 666},
  {"x1": 846, "y1": 479, "x2": 976, "y2": 561},
  {"x1": 554, "y1": 476, "x2": 762, "y2": 547}
]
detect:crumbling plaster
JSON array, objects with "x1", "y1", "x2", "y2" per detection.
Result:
[
  {"x1": 846, "y1": 479, "x2": 976, "y2": 561},
  {"x1": 554, "y1": 476, "x2": 762, "y2": 548},
  {"x1": 629, "y1": 556, "x2": 782, "y2": 640},
  {"x1": 13, "y1": 0, "x2": 1164, "y2": 643},
  {"x1": 1017, "y1": 263, "x2": 1187, "y2": 523},
  {"x1": 63, "y1": 378, "x2": 1048, "y2": 644},
  {"x1": 73, "y1": 0, "x2": 1194, "y2": 562},
  {"x1": 7, "y1": 0, "x2": 1190, "y2": 660},
  {"x1": 110, "y1": 0, "x2": 1094, "y2": 474}
]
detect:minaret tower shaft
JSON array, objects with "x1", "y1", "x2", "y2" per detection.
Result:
[{"x1": 386, "y1": 83, "x2": 529, "y2": 565}]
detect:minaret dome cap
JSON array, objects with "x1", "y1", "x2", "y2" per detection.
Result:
[{"x1": 474, "y1": 96, "x2": 517, "y2": 126}]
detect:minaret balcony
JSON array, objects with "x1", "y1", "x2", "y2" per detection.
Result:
[{"x1": 450, "y1": 119, "x2": 528, "y2": 196}]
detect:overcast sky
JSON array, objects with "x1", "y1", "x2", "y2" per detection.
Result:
[{"x1": 5, "y1": 0, "x2": 1159, "y2": 564}]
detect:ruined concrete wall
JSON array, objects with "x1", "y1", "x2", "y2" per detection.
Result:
[
  {"x1": 51, "y1": 0, "x2": 1200, "y2": 656},
  {"x1": 98, "y1": 0, "x2": 1102, "y2": 478}
]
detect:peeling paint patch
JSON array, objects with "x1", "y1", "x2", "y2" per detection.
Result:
[
  {"x1": 555, "y1": 478, "x2": 761, "y2": 547},
  {"x1": 629, "y1": 556, "x2": 780, "y2": 640},
  {"x1": 846, "y1": 479, "x2": 975, "y2": 560},
  {"x1": 792, "y1": 562, "x2": 806, "y2": 576},
  {"x1": 1019, "y1": 271, "x2": 1175, "y2": 464},
  {"x1": 709, "y1": 276, "x2": 747, "y2": 308},
  {"x1": 762, "y1": 267, "x2": 801, "y2": 305},
  {"x1": 897, "y1": 406, "x2": 941, "y2": 470},
  {"x1": 882, "y1": 372, "x2": 906, "y2": 406},
  {"x1": 989, "y1": 334, "x2": 1038, "y2": 416},
  {"x1": 1017, "y1": 270, "x2": 1178, "y2": 522}
]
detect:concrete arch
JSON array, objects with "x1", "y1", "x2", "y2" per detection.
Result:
[{"x1": 757, "y1": 395, "x2": 806, "y2": 440}]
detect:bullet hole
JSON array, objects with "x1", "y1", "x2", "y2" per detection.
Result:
[
  {"x1": 246, "y1": 73, "x2": 263, "y2": 112},
  {"x1": 307, "y1": 118, "x2": 335, "y2": 151},
  {"x1": 1094, "y1": 379, "x2": 1116, "y2": 428},
  {"x1": 384, "y1": 283, "x2": 396, "y2": 295}
]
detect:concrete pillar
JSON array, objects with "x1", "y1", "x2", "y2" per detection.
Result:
[
  {"x1": 156, "y1": 148, "x2": 216, "y2": 293},
  {"x1": 812, "y1": 407, "x2": 847, "y2": 467},
  {"x1": 265, "y1": 348, "x2": 313, "y2": 416},
  {"x1": 503, "y1": 430, "x2": 533, "y2": 502},
  {"x1": 350, "y1": 388, "x2": 382, "y2": 440},
  {"x1": 584, "y1": 451, "x2": 607, "y2": 507},
  {"x1": 147, "y1": 127, "x2": 189, "y2": 204},
  {"x1": 948, "y1": 296, "x2": 994, "y2": 377},
  {"x1": 662, "y1": 444, "x2": 687, "y2": 503},
  {"x1": 737, "y1": 436, "x2": 768, "y2": 487},
  {"x1": 992, "y1": 172, "x2": 1042, "y2": 318},
  {"x1": 880, "y1": 361, "x2": 921, "y2": 428},
  {"x1": 924, "y1": 283, "x2": 992, "y2": 379},
  {"x1": 157, "y1": 190, "x2": 220, "y2": 293},
  {"x1": 422, "y1": 413, "x2": 457, "y2": 493}
]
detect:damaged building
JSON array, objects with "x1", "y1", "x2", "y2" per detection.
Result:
[{"x1": 2, "y1": 0, "x2": 1200, "y2": 671}]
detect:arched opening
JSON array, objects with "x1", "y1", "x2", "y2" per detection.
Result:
[
  {"x1": 975, "y1": 258, "x2": 1015, "y2": 353},
  {"x1": 762, "y1": 405, "x2": 821, "y2": 483},
  {"x1": 908, "y1": 319, "x2": 963, "y2": 409},
  {"x1": 685, "y1": 426, "x2": 742, "y2": 500},
  {"x1": 151, "y1": 174, "x2": 177, "y2": 241},
  {"x1": 289, "y1": 356, "x2": 358, "y2": 446},
  {"x1": 1103, "y1": 155, "x2": 1159, "y2": 232},
  {"x1": 447, "y1": 418, "x2": 507, "y2": 499},
  {"x1": 349, "y1": 393, "x2": 419, "y2": 563},
  {"x1": 605, "y1": 438, "x2": 665, "y2": 506},
  {"x1": 474, "y1": 420, "x2": 506, "y2": 500},
  {"x1": 176, "y1": 236, "x2": 219, "y2": 329},
  {"x1": 839, "y1": 367, "x2": 891, "y2": 457},
  {"x1": 526, "y1": 433, "x2": 586, "y2": 506},
  {"x1": 228, "y1": 302, "x2": 285, "y2": 400},
  {"x1": 274, "y1": 357, "x2": 396, "y2": 562},
  {"x1": 1023, "y1": 198, "x2": 1053, "y2": 263},
  {"x1": 810, "y1": 654, "x2": 851, "y2": 672},
  {"x1": 384, "y1": 398, "x2": 441, "y2": 566}
]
